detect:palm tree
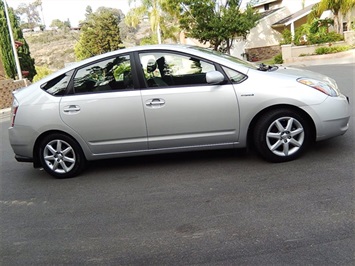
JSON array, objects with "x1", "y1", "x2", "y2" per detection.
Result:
[
  {"x1": 126, "y1": 0, "x2": 171, "y2": 44},
  {"x1": 315, "y1": 0, "x2": 355, "y2": 34}
]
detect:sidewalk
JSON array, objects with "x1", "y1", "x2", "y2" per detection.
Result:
[
  {"x1": 1, "y1": 50, "x2": 354, "y2": 120},
  {"x1": 282, "y1": 49, "x2": 355, "y2": 67}
]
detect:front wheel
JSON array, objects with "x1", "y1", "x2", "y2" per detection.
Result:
[
  {"x1": 253, "y1": 109, "x2": 311, "y2": 162},
  {"x1": 38, "y1": 133, "x2": 86, "y2": 178}
]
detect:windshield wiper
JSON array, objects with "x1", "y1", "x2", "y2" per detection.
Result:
[{"x1": 258, "y1": 63, "x2": 278, "y2": 72}]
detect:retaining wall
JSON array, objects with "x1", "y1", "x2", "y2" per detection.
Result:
[
  {"x1": 0, "y1": 79, "x2": 29, "y2": 109},
  {"x1": 282, "y1": 31, "x2": 355, "y2": 63}
]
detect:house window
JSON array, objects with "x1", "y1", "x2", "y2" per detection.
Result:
[
  {"x1": 343, "y1": 22, "x2": 348, "y2": 31},
  {"x1": 264, "y1": 3, "x2": 269, "y2": 10}
]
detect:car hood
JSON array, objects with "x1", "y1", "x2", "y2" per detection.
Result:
[{"x1": 275, "y1": 66, "x2": 336, "y2": 86}]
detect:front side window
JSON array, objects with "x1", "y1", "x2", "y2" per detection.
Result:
[
  {"x1": 73, "y1": 55, "x2": 133, "y2": 94},
  {"x1": 139, "y1": 52, "x2": 216, "y2": 88},
  {"x1": 41, "y1": 72, "x2": 72, "y2": 96}
]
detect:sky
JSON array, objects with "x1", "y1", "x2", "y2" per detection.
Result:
[
  {"x1": 7, "y1": 0, "x2": 139, "y2": 27},
  {"x1": 6, "y1": 0, "x2": 251, "y2": 28}
]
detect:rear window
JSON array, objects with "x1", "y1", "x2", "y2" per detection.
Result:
[{"x1": 41, "y1": 72, "x2": 72, "y2": 96}]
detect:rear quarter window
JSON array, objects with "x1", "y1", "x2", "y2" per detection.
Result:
[{"x1": 41, "y1": 72, "x2": 72, "y2": 96}]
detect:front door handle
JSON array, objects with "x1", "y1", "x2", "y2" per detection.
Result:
[{"x1": 63, "y1": 105, "x2": 81, "y2": 113}]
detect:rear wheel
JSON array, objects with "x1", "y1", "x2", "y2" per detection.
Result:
[
  {"x1": 38, "y1": 133, "x2": 86, "y2": 178},
  {"x1": 253, "y1": 109, "x2": 311, "y2": 162}
]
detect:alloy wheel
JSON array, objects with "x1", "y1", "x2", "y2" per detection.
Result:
[
  {"x1": 266, "y1": 116, "x2": 305, "y2": 157},
  {"x1": 43, "y1": 139, "x2": 76, "y2": 174}
]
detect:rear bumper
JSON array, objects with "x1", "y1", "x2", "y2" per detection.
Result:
[{"x1": 9, "y1": 125, "x2": 37, "y2": 160}]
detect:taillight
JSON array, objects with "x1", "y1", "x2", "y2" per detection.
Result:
[{"x1": 11, "y1": 99, "x2": 19, "y2": 127}]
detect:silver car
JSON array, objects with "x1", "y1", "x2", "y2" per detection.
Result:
[{"x1": 9, "y1": 45, "x2": 350, "y2": 178}]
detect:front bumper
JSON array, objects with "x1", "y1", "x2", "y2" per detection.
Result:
[{"x1": 308, "y1": 94, "x2": 351, "y2": 141}]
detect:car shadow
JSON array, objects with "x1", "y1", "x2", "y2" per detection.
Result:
[{"x1": 85, "y1": 148, "x2": 253, "y2": 177}]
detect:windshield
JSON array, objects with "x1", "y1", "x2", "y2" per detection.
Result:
[{"x1": 188, "y1": 46, "x2": 258, "y2": 69}]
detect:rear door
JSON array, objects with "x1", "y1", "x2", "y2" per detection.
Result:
[{"x1": 59, "y1": 54, "x2": 148, "y2": 155}]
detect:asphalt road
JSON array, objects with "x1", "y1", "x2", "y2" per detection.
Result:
[{"x1": 0, "y1": 64, "x2": 354, "y2": 265}]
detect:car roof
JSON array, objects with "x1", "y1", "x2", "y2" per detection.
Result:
[{"x1": 34, "y1": 44, "x2": 249, "y2": 86}]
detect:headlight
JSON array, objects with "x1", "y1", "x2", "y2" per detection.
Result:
[{"x1": 297, "y1": 78, "x2": 339, "y2": 97}]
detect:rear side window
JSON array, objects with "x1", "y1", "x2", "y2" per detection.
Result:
[
  {"x1": 41, "y1": 72, "x2": 72, "y2": 96},
  {"x1": 72, "y1": 55, "x2": 133, "y2": 94}
]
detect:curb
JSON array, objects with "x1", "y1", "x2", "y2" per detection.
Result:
[
  {"x1": 0, "y1": 108, "x2": 11, "y2": 120},
  {"x1": 283, "y1": 49, "x2": 355, "y2": 67}
]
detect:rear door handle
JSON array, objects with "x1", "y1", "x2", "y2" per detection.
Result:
[{"x1": 145, "y1": 99, "x2": 165, "y2": 108}]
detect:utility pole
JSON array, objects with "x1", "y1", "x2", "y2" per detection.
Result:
[{"x1": 3, "y1": 0, "x2": 23, "y2": 80}]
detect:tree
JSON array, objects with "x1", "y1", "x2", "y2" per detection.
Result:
[
  {"x1": 312, "y1": 0, "x2": 355, "y2": 34},
  {"x1": 0, "y1": 1, "x2": 36, "y2": 80},
  {"x1": 85, "y1": 5, "x2": 93, "y2": 17},
  {"x1": 118, "y1": 19, "x2": 138, "y2": 43},
  {"x1": 125, "y1": 0, "x2": 180, "y2": 44},
  {"x1": 50, "y1": 19, "x2": 71, "y2": 30},
  {"x1": 74, "y1": 6, "x2": 124, "y2": 60},
  {"x1": 15, "y1": 0, "x2": 42, "y2": 30},
  {"x1": 168, "y1": 0, "x2": 259, "y2": 53},
  {"x1": 0, "y1": 1, "x2": 16, "y2": 79}
]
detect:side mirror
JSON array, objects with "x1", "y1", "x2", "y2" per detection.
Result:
[{"x1": 206, "y1": 71, "x2": 225, "y2": 85}]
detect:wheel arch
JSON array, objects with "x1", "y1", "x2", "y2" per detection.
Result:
[
  {"x1": 33, "y1": 130, "x2": 87, "y2": 168},
  {"x1": 247, "y1": 104, "x2": 316, "y2": 149}
]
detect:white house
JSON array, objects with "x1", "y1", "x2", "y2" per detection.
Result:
[{"x1": 231, "y1": 0, "x2": 320, "y2": 60}]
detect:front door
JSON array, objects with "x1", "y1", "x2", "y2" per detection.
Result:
[{"x1": 138, "y1": 51, "x2": 240, "y2": 150}]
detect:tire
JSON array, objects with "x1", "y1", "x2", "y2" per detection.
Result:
[
  {"x1": 38, "y1": 133, "x2": 86, "y2": 178},
  {"x1": 253, "y1": 109, "x2": 311, "y2": 163}
]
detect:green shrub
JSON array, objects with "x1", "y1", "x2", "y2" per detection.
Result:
[
  {"x1": 33, "y1": 66, "x2": 53, "y2": 82},
  {"x1": 315, "y1": 47, "x2": 328, "y2": 54},
  {"x1": 280, "y1": 29, "x2": 292, "y2": 45},
  {"x1": 273, "y1": 53, "x2": 283, "y2": 64},
  {"x1": 293, "y1": 20, "x2": 344, "y2": 46},
  {"x1": 315, "y1": 45, "x2": 351, "y2": 55},
  {"x1": 310, "y1": 18, "x2": 333, "y2": 35},
  {"x1": 309, "y1": 31, "x2": 344, "y2": 44},
  {"x1": 294, "y1": 24, "x2": 311, "y2": 45}
]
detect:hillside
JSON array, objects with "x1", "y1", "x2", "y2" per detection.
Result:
[
  {"x1": 25, "y1": 30, "x2": 80, "y2": 72},
  {"x1": 25, "y1": 22, "x2": 151, "y2": 73}
]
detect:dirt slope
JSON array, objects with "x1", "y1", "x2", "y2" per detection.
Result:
[{"x1": 25, "y1": 30, "x2": 79, "y2": 71}]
